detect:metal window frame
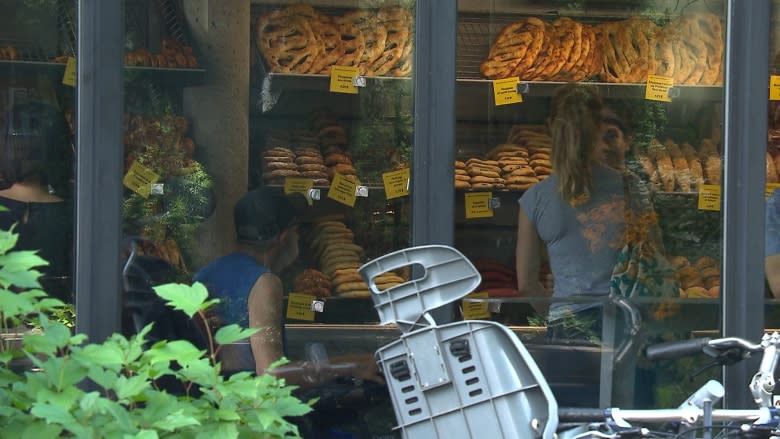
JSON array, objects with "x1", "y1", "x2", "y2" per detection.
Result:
[
  {"x1": 722, "y1": 0, "x2": 770, "y2": 408},
  {"x1": 74, "y1": 0, "x2": 125, "y2": 341},
  {"x1": 411, "y1": 0, "x2": 458, "y2": 322}
]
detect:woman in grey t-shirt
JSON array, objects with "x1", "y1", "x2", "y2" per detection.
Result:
[{"x1": 515, "y1": 84, "x2": 635, "y2": 406}]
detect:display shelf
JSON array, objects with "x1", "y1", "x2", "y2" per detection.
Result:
[
  {"x1": 457, "y1": 78, "x2": 724, "y2": 102},
  {"x1": 462, "y1": 295, "x2": 720, "y2": 305},
  {"x1": 0, "y1": 60, "x2": 206, "y2": 87}
]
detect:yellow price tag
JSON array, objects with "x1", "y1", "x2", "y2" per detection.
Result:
[
  {"x1": 330, "y1": 65, "x2": 359, "y2": 94},
  {"x1": 771, "y1": 76, "x2": 780, "y2": 101},
  {"x1": 462, "y1": 292, "x2": 490, "y2": 320},
  {"x1": 492, "y1": 77, "x2": 522, "y2": 106},
  {"x1": 62, "y1": 57, "x2": 77, "y2": 87},
  {"x1": 465, "y1": 192, "x2": 493, "y2": 219},
  {"x1": 122, "y1": 161, "x2": 160, "y2": 198},
  {"x1": 327, "y1": 172, "x2": 358, "y2": 207},
  {"x1": 284, "y1": 177, "x2": 313, "y2": 201},
  {"x1": 697, "y1": 184, "x2": 721, "y2": 211},
  {"x1": 286, "y1": 293, "x2": 316, "y2": 322},
  {"x1": 645, "y1": 75, "x2": 674, "y2": 102},
  {"x1": 382, "y1": 168, "x2": 410, "y2": 199},
  {"x1": 767, "y1": 183, "x2": 780, "y2": 199}
]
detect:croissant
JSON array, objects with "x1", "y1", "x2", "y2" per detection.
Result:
[{"x1": 703, "y1": 155, "x2": 722, "y2": 185}]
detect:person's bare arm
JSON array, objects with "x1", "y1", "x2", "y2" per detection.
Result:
[
  {"x1": 247, "y1": 272, "x2": 285, "y2": 376},
  {"x1": 246, "y1": 272, "x2": 384, "y2": 386},
  {"x1": 767, "y1": 254, "x2": 780, "y2": 298},
  {"x1": 516, "y1": 206, "x2": 548, "y2": 313}
]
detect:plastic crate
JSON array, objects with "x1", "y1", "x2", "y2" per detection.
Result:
[{"x1": 360, "y1": 245, "x2": 559, "y2": 439}]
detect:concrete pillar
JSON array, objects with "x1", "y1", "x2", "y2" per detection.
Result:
[{"x1": 181, "y1": 0, "x2": 250, "y2": 268}]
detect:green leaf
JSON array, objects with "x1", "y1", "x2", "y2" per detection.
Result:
[
  {"x1": 35, "y1": 386, "x2": 82, "y2": 410},
  {"x1": 115, "y1": 375, "x2": 150, "y2": 400},
  {"x1": 30, "y1": 402, "x2": 76, "y2": 425},
  {"x1": 85, "y1": 366, "x2": 119, "y2": 391},
  {"x1": 195, "y1": 422, "x2": 238, "y2": 439},
  {"x1": 214, "y1": 324, "x2": 258, "y2": 345},
  {"x1": 74, "y1": 342, "x2": 125, "y2": 369},
  {"x1": 21, "y1": 422, "x2": 64, "y2": 439},
  {"x1": 95, "y1": 398, "x2": 134, "y2": 432},
  {"x1": 0, "y1": 288, "x2": 37, "y2": 317},
  {"x1": 0, "y1": 250, "x2": 49, "y2": 272},
  {"x1": 144, "y1": 339, "x2": 205, "y2": 365},
  {"x1": 0, "y1": 226, "x2": 19, "y2": 254},
  {"x1": 153, "y1": 282, "x2": 208, "y2": 318},
  {"x1": 130, "y1": 430, "x2": 159, "y2": 439},
  {"x1": 79, "y1": 391, "x2": 101, "y2": 414},
  {"x1": 0, "y1": 266, "x2": 43, "y2": 289},
  {"x1": 151, "y1": 410, "x2": 201, "y2": 431},
  {"x1": 214, "y1": 409, "x2": 240, "y2": 421}
]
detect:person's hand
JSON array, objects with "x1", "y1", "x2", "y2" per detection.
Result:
[
  {"x1": 540, "y1": 272, "x2": 554, "y2": 296},
  {"x1": 334, "y1": 353, "x2": 385, "y2": 385},
  {"x1": 351, "y1": 354, "x2": 385, "y2": 385}
]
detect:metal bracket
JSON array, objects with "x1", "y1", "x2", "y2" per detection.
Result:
[
  {"x1": 259, "y1": 75, "x2": 282, "y2": 113},
  {"x1": 352, "y1": 75, "x2": 367, "y2": 88},
  {"x1": 516, "y1": 82, "x2": 530, "y2": 94},
  {"x1": 355, "y1": 186, "x2": 369, "y2": 197},
  {"x1": 310, "y1": 300, "x2": 325, "y2": 313},
  {"x1": 667, "y1": 86, "x2": 681, "y2": 99},
  {"x1": 308, "y1": 188, "x2": 321, "y2": 201},
  {"x1": 488, "y1": 197, "x2": 501, "y2": 209}
]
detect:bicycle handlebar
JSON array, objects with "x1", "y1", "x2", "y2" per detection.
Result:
[
  {"x1": 645, "y1": 337, "x2": 712, "y2": 361},
  {"x1": 645, "y1": 336, "x2": 766, "y2": 361}
]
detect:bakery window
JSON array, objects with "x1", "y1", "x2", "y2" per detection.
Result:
[{"x1": 454, "y1": 0, "x2": 725, "y2": 409}]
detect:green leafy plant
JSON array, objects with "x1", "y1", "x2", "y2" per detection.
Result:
[{"x1": 0, "y1": 226, "x2": 313, "y2": 438}]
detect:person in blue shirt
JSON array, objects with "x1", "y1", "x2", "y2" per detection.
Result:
[
  {"x1": 766, "y1": 188, "x2": 780, "y2": 298},
  {"x1": 194, "y1": 187, "x2": 383, "y2": 386}
]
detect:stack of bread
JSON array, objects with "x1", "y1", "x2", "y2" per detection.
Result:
[
  {"x1": 454, "y1": 160, "x2": 470, "y2": 189},
  {"x1": 255, "y1": 4, "x2": 413, "y2": 77},
  {"x1": 293, "y1": 268, "x2": 331, "y2": 299},
  {"x1": 636, "y1": 138, "x2": 721, "y2": 193},
  {"x1": 481, "y1": 13, "x2": 723, "y2": 85},
  {"x1": 262, "y1": 145, "x2": 300, "y2": 185},
  {"x1": 485, "y1": 144, "x2": 538, "y2": 191},
  {"x1": 506, "y1": 125, "x2": 553, "y2": 182},
  {"x1": 308, "y1": 219, "x2": 370, "y2": 297},
  {"x1": 311, "y1": 114, "x2": 358, "y2": 181},
  {"x1": 669, "y1": 255, "x2": 720, "y2": 298},
  {"x1": 294, "y1": 146, "x2": 330, "y2": 186},
  {"x1": 465, "y1": 158, "x2": 505, "y2": 190}
]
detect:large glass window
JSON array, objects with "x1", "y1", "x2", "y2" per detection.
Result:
[
  {"x1": 455, "y1": 0, "x2": 726, "y2": 409},
  {"x1": 119, "y1": 1, "x2": 414, "y2": 436},
  {"x1": 0, "y1": 0, "x2": 77, "y2": 313}
]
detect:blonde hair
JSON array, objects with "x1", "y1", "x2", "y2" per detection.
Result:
[{"x1": 549, "y1": 83, "x2": 603, "y2": 204}]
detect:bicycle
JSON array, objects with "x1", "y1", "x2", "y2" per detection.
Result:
[
  {"x1": 358, "y1": 245, "x2": 780, "y2": 439},
  {"x1": 555, "y1": 333, "x2": 780, "y2": 438}
]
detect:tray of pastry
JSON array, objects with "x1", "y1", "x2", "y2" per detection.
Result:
[
  {"x1": 251, "y1": 3, "x2": 414, "y2": 79},
  {"x1": 456, "y1": 10, "x2": 725, "y2": 95}
]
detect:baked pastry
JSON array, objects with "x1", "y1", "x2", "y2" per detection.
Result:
[
  {"x1": 480, "y1": 17, "x2": 546, "y2": 79},
  {"x1": 256, "y1": 10, "x2": 322, "y2": 74}
]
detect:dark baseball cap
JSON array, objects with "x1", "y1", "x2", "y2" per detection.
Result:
[{"x1": 234, "y1": 187, "x2": 307, "y2": 243}]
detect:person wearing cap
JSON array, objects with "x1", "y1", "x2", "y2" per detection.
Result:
[
  {"x1": 0, "y1": 100, "x2": 74, "y2": 303},
  {"x1": 193, "y1": 187, "x2": 383, "y2": 386}
]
